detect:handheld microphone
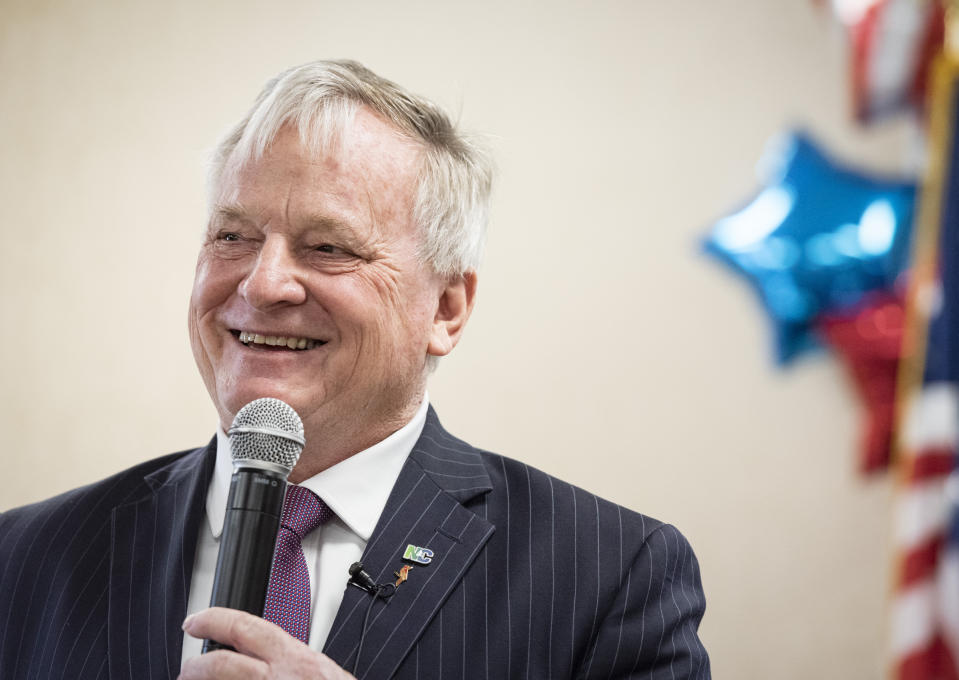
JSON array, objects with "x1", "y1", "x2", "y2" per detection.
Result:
[{"x1": 201, "y1": 398, "x2": 305, "y2": 654}]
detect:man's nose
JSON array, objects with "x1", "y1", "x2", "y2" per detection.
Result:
[{"x1": 238, "y1": 236, "x2": 307, "y2": 308}]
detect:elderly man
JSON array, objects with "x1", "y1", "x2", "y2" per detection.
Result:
[{"x1": 0, "y1": 60, "x2": 709, "y2": 679}]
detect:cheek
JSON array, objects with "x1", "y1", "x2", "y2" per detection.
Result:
[
  {"x1": 188, "y1": 278, "x2": 214, "y2": 371},
  {"x1": 357, "y1": 271, "x2": 432, "y2": 336},
  {"x1": 191, "y1": 258, "x2": 236, "y2": 324},
  {"x1": 368, "y1": 276, "x2": 439, "y2": 356},
  {"x1": 188, "y1": 257, "x2": 237, "y2": 362}
]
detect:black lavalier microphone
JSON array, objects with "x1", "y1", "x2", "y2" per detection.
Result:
[
  {"x1": 201, "y1": 398, "x2": 305, "y2": 654},
  {"x1": 348, "y1": 562, "x2": 380, "y2": 594}
]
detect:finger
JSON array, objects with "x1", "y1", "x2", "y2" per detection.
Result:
[
  {"x1": 183, "y1": 607, "x2": 294, "y2": 660},
  {"x1": 313, "y1": 653, "x2": 359, "y2": 679},
  {"x1": 178, "y1": 649, "x2": 269, "y2": 680}
]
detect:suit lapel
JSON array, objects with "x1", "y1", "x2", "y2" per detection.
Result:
[
  {"x1": 323, "y1": 408, "x2": 494, "y2": 678},
  {"x1": 107, "y1": 440, "x2": 215, "y2": 680}
]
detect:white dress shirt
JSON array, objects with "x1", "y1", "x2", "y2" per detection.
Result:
[{"x1": 180, "y1": 397, "x2": 429, "y2": 667}]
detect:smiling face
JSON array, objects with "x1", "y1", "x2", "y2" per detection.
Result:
[{"x1": 189, "y1": 109, "x2": 473, "y2": 475}]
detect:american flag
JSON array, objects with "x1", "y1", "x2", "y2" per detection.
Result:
[
  {"x1": 891, "y1": 52, "x2": 959, "y2": 679},
  {"x1": 849, "y1": 0, "x2": 945, "y2": 123}
]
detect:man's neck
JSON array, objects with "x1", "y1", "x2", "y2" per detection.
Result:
[{"x1": 289, "y1": 395, "x2": 427, "y2": 483}]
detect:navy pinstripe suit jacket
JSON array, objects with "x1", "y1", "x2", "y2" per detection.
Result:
[{"x1": 0, "y1": 408, "x2": 709, "y2": 679}]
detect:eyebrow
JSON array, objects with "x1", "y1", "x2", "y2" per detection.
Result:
[
  {"x1": 211, "y1": 204, "x2": 364, "y2": 243},
  {"x1": 299, "y1": 212, "x2": 361, "y2": 239},
  {"x1": 210, "y1": 205, "x2": 256, "y2": 227}
]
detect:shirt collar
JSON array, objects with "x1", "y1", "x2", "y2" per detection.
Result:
[{"x1": 207, "y1": 395, "x2": 429, "y2": 542}]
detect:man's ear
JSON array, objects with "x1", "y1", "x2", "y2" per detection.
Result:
[{"x1": 427, "y1": 271, "x2": 477, "y2": 357}]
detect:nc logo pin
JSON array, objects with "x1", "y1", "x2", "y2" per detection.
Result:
[{"x1": 403, "y1": 544, "x2": 434, "y2": 564}]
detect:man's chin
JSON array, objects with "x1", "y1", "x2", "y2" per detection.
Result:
[{"x1": 217, "y1": 385, "x2": 321, "y2": 425}]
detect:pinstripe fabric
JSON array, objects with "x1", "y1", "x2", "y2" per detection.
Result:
[
  {"x1": 322, "y1": 409, "x2": 710, "y2": 678},
  {"x1": 0, "y1": 408, "x2": 709, "y2": 679},
  {"x1": 0, "y1": 441, "x2": 215, "y2": 680}
]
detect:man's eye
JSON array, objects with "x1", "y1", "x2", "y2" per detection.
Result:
[
  {"x1": 221, "y1": 232, "x2": 241, "y2": 242},
  {"x1": 315, "y1": 244, "x2": 344, "y2": 254}
]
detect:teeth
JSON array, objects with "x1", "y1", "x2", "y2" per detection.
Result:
[{"x1": 238, "y1": 331, "x2": 320, "y2": 350}]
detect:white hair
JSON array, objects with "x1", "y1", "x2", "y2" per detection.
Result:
[{"x1": 208, "y1": 59, "x2": 493, "y2": 278}]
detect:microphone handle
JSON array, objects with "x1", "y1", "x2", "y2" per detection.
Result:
[{"x1": 202, "y1": 467, "x2": 287, "y2": 653}]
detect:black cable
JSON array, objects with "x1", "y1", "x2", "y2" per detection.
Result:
[{"x1": 352, "y1": 583, "x2": 396, "y2": 677}]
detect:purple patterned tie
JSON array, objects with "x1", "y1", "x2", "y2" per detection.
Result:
[{"x1": 262, "y1": 485, "x2": 334, "y2": 643}]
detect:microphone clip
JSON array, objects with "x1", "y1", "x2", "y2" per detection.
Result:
[{"x1": 348, "y1": 562, "x2": 396, "y2": 598}]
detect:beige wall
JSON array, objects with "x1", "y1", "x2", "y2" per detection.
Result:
[{"x1": 0, "y1": 1, "x2": 916, "y2": 676}]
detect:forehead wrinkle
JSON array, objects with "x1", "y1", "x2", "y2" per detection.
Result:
[
  {"x1": 282, "y1": 175, "x2": 295, "y2": 233},
  {"x1": 363, "y1": 181, "x2": 380, "y2": 240}
]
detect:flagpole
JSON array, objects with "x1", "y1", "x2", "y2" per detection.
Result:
[
  {"x1": 892, "y1": 3, "x2": 959, "y2": 473},
  {"x1": 887, "y1": 3, "x2": 959, "y2": 677}
]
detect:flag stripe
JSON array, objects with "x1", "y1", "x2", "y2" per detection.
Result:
[
  {"x1": 898, "y1": 634, "x2": 959, "y2": 680},
  {"x1": 907, "y1": 448, "x2": 958, "y2": 483},
  {"x1": 898, "y1": 534, "x2": 943, "y2": 588}
]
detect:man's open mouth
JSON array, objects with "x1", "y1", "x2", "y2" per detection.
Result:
[{"x1": 232, "y1": 330, "x2": 325, "y2": 350}]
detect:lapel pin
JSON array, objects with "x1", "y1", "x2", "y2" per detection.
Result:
[
  {"x1": 403, "y1": 543, "x2": 434, "y2": 564},
  {"x1": 393, "y1": 565, "x2": 413, "y2": 587}
]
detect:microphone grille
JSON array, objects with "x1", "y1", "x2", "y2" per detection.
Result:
[{"x1": 228, "y1": 398, "x2": 305, "y2": 472}]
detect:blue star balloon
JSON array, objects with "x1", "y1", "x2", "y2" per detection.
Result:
[{"x1": 703, "y1": 131, "x2": 916, "y2": 365}]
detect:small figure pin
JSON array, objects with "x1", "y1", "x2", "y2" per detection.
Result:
[{"x1": 394, "y1": 565, "x2": 413, "y2": 587}]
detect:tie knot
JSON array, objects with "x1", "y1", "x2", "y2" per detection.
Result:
[{"x1": 280, "y1": 485, "x2": 333, "y2": 538}]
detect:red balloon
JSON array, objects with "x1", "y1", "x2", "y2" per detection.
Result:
[{"x1": 817, "y1": 293, "x2": 905, "y2": 472}]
